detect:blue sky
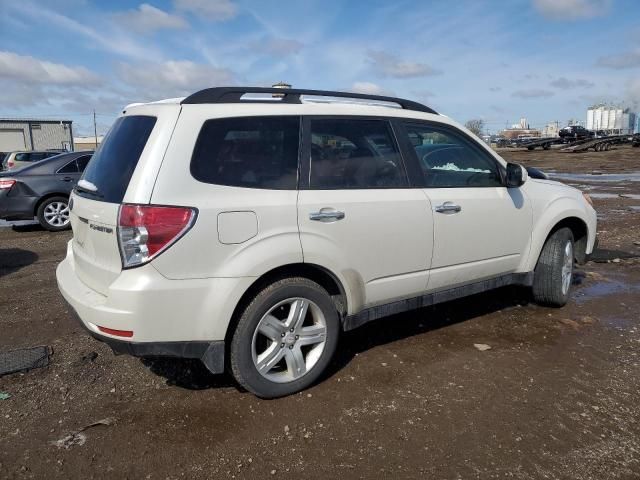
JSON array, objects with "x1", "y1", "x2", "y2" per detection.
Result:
[{"x1": 1, "y1": 0, "x2": 639, "y2": 135}]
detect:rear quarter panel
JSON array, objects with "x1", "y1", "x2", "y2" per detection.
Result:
[{"x1": 148, "y1": 104, "x2": 303, "y2": 280}]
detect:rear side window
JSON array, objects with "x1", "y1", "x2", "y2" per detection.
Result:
[
  {"x1": 191, "y1": 116, "x2": 300, "y2": 189},
  {"x1": 79, "y1": 116, "x2": 156, "y2": 203},
  {"x1": 309, "y1": 118, "x2": 407, "y2": 189}
]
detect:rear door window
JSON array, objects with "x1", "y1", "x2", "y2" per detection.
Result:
[
  {"x1": 57, "y1": 159, "x2": 80, "y2": 174},
  {"x1": 191, "y1": 116, "x2": 300, "y2": 189},
  {"x1": 308, "y1": 118, "x2": 407, "y2": 189},
  {"x1": 78, "y1": 116, "x2": 156, "y2": 203},
  {"x1": 76, "y1": 155, "x2": 91, "y2": 172}
]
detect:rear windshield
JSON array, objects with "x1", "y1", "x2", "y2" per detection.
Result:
[{"x1": 77, "y1": 115, "x2": 156, "y2": 203}]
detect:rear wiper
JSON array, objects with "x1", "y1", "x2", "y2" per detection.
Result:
[{"x1": 75, "y1": 183, "x2": 104, "y2": 198}]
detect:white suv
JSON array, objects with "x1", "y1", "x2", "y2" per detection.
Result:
[{"x1": 56, "y1": 87, "x2": 597, "y2": 398}]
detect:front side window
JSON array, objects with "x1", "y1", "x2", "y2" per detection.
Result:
[
  {"x1": 403, "y1": 122, "x2": 503, "y2": 188},
  {"x1": 191, "y1": 116, "x2": 300, "y2": 189},
  {"x1": 309, "y1": 118, "x2": 407, "y2": 189}
]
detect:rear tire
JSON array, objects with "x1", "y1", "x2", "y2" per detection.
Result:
[
  {"x1": 532, "y1": 228, "x2": 574, "y2": 307},
  {"x1": 36, "y1": 196, "x2": 71, "y2": 231},
  {"x1": 230, "y1": 277, "x2": 340, "y2": 398}
]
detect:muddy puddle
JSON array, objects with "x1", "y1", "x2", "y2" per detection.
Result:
[{"x1": 548, "y1": 172, "x2": 640, "y2": 183}]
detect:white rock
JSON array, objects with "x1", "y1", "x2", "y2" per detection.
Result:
[{"x1": 474, "y1": 343, "x2": 492, "y2": 351}]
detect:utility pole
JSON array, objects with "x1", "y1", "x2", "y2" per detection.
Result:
[{"x1": 93, "y1": 110, "x2": 98, "y2": 149}]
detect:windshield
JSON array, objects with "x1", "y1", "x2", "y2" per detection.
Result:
[{"x1": 78, "y1": 115, "x2": 156, "y2": 203}]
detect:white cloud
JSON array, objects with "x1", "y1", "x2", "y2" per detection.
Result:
[
  {"x1": 532, "y1": 0, "x2": 612, "y2": 20},
  {"x1": 511, "y1": 89, "x2": 555, "y2": 99},
  {"x1": 7, "y1": 2, "x2": 161, "y2": 60},
  {"x1": 118, "y1": 60, "x2": 235, "y2": 99},
  {"x1": 174, "y1": 0, "x2": 237, "y2": 21},
  {"x1": 252, "y1": 37, "x2": 303, "y2": 56},
  {"x1": 367, "y1": 50, "x2": 441, "y2": 78},
  {"x1": 550, "y1": 77, "x2": 595, "y2": 89},
  {"x1": 0, "y1": 51, "x2": 100, "y2": 85},
  {"x1": 114, "y1": 4, "x2": 188, "y2": 33},
  {"x1": 596, "y1": 50, "x2": 640, "y2": 69},
  {"x1": 348, "y1": 82, "x2": 393, "y2": 96}
]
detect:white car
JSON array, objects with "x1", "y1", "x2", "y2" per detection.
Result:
[{"x1": 56, "y1": 87, "x2": 597, "y2": 398}]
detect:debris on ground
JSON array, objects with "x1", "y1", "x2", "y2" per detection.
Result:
[
  {"x1": 81, "y1": 351, "x2": 98, "y2": 363},
  {"x1": 0, "y1": 392, "x2": 10, "y2": 400},
  {"x1": 473, "y1": 343, "x2": 492, "y2": 351},
  {"x1": 51, "y1": 418, "x2": 116, "y2": 450},
  {"x1": 559, "y1": 319, "x2": 581, "y2": 329},
  {"x1": 0, "y1": 345, "x2": 51, "y2": 377}
]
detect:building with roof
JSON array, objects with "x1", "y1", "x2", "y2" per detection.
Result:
[
  {"x1": 74, "y1": 135, "x2": 103, "y2": 150},
  {"x1": 0, "y1": 118, "x2": 73, "y2": 153}
]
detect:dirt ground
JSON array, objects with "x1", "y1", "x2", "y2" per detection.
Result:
[{"x1": 1, "y1": 146, "x2": 639, "y2": 479}]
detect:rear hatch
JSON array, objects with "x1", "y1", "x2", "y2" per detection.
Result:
[{"x1": 70, "y1": 105, "x2": 180, "y2": 294}]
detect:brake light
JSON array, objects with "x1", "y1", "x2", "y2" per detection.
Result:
[
  {"x1": 118, "y1": 204, "x2": 196, "y2": 268},
  {"x1": 0, "y1": 179, "x2": 16, "y2": 190},
  {"x1": 7, "y1": 159, "x2": 14, "y2": 168}
]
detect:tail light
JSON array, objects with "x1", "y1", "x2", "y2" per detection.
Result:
[
  {"x1": 7, "y1": 159, "x2": 14, "y2": 168},
  {"x1": 0, "y1": 179, "x2": 16, "y2": 190},
  {"x1": 118, "y1": 204, "x2": 197, "y2": 268}
]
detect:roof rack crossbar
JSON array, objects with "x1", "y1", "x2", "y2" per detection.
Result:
[{"x1": 181, "y1": 87, "x2": 437, "y2": 114}]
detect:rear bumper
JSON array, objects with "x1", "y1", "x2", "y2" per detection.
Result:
[
  {"x1": 0, "y1": 192, "x2": 38, "y2": 220},
  {"x1": 63, "y1": 299, "x2": 225, "y2": 373},
  {"x1": 56, "y1": 241, "x2": 253, "y2": 374}
]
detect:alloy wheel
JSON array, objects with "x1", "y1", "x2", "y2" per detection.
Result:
[
  {"x1": 251, "y1": 297, "x2": 327, "y2": 383},
  {"x1": 43, "y1": 201, "x2": 70, "y2": 227}
]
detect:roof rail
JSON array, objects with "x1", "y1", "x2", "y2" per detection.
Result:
[{"x1": 181, "y1": 87, "x2": 438, "y2": 114}]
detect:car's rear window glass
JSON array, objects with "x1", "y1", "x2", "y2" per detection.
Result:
[
  {"x1": 191, "y1": 116, "x2": 300, "y2": 189},
  {"x1": 78, "y1": 116, "x2": 156, "y2": 203}
]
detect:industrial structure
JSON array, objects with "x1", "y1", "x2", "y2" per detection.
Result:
[
  {"x1": 586, "y1": 104, "x2": 636, "y2": 134},
  {"x1": 0, "y1": 118, "x2": 73, "y2": 152}
]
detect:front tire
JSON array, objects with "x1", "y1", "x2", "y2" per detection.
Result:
[
  {"x1": 532, "y1": 228, "x2": 574, "y2": 307},
  {"x1": 230, "y1": 277, "x2": 340, "y2": 398},
  {"x1": 37, "y1": 196, "x2": 71, "y2": 231}
]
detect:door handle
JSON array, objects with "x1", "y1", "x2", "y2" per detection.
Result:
[
  {"x1": 435, "y1": 202, "x2": 462, "y2": 214},
  {"x1": 309, "y1": 210, "x2": 345, "y2": 222},
  {"x1": 60, "y1": 177, "x2": 73, "y2": 182}
]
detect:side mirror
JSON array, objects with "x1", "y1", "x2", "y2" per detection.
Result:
[{"x1": 506, "y1": 163, "x2": 527, "y2": 188}]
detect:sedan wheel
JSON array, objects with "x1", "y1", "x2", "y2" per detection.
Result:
[
  {"x1": 37, "y1": 196, "x2": 72, "y2": 231},
  {"x1": 44, "y1": 201, "x2": 70, "y2": 228}
]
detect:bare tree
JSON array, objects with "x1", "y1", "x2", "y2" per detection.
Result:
[{"x1": 465, "y1": 119, "x2": 485, "y2": 137}]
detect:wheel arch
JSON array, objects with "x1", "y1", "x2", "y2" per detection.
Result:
[
  {"x1": 33, "y1": 192, "x2": 70, "y2": 216},
  {"x1": 224, "y1": 263, "x2": 349, "y2": 346},
  {"x1": 529, "y1": 215, "x2": 589, "y2": 270}
]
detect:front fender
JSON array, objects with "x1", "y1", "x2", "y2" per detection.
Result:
[{"x1": 520, "y1": 195, "x2": 596, "y2": 272}]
